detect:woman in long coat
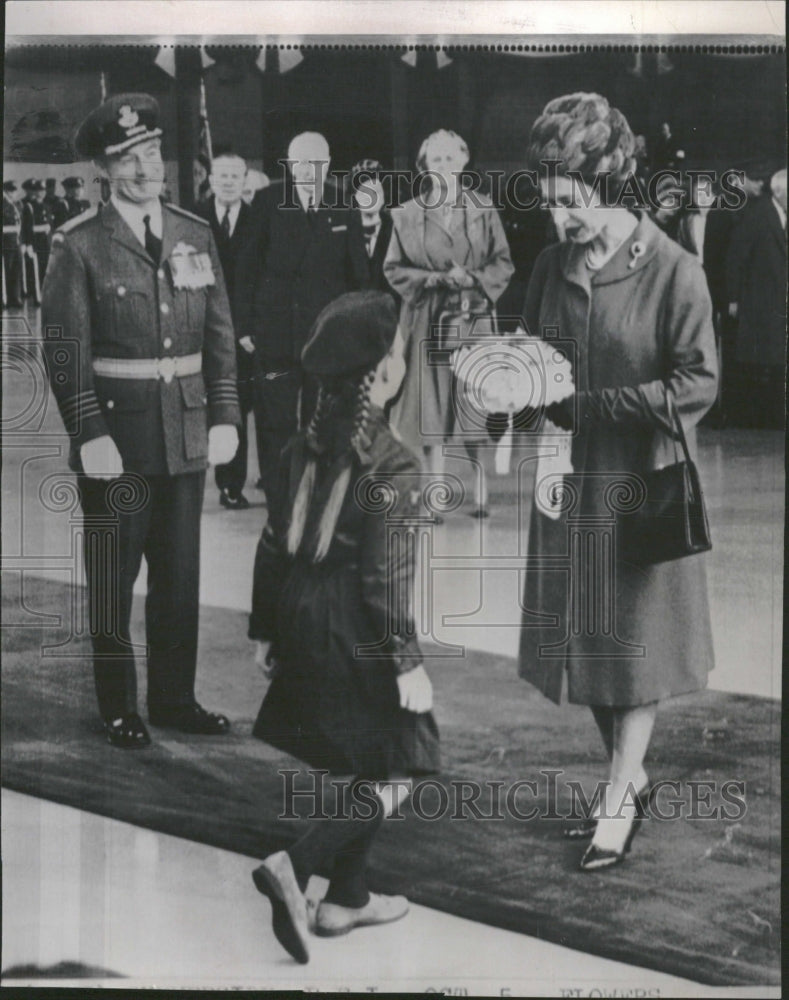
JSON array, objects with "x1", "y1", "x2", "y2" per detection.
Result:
[
  {"x1": 384, "y1": 129, "x2": 513, "y2": 515},
  {"x1": 520, "y1": 93, "x2": 718, "y2": 870},
  {"x1": 248, "y1": 292, "x2": 439, "y2": 962}
]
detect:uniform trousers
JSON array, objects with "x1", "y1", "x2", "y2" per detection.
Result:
[
  {"x1": 77, "y1": 470, "x2": 205, "y2": 721},
  {"x1": 3, "y1": 243, "x2": 23, "y2": 306},
  {"x1": 253, "y1": 366, "x2": 303, "y2": 503}
]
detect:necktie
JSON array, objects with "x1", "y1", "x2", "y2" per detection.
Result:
[
  {"x1": 363, "y1": 222, "x2": 378, "y2": 257},
  {"x1": 143, "y1": 214, "x2": 161, "y2": 264},
  {"x1": 220, "y1": 206, "x2": 231, "y2": 239}
]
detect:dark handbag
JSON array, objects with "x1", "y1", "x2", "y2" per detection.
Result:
[{"x1": 618, "y1": 392, "x2": 712, "y2": 566}]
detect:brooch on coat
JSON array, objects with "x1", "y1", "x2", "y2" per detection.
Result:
[
  {"x1": 169, "y1": 242, "x2": 215, "y2": 289},
  {"x1": 628, "y1": 241, "x2": 646, "y2": 269}
]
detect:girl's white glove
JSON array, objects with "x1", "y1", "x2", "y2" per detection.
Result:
[
  {"x1": 255, "y1": 641, "x2": 280, "y2": 680},
  {"x1": 397, "y1": 664, "x2": 433, "y2": 714}
]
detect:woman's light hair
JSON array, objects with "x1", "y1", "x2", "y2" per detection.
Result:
[
  {"x1": 416, "y1": 129, "x2": 470, "y2": 173},
  {"x1": 527, "y1": 92, "x2": 636, "y2": 191}
]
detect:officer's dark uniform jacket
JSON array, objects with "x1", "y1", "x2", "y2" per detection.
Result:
[
  {"x1": 21, "y1": 198, "x2": 51, "y2": 254},
  {"x1": 42, "y1": 199, "x2": 240, "y2": 474}
]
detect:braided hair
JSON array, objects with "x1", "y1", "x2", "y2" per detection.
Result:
[{"x1": 286, "y1": 369, "x2": 376, "y2": 562}]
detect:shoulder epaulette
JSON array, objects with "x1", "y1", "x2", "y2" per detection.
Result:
[
  {"x1": 58, "y1": 205, "x2": 100, "y2": 233},
  {"x1": 164, "y1": 202, "x2": 210, "y2": 226}
]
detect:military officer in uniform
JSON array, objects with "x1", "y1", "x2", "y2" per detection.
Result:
[
  {"x1": 20, "y1": 178, "x2": 51, "y2": 301},
  {"x1": 3, "y1": 180, "x2": 24, "y2": 308},
  {"x1": 42, "y1": 93, "x2": 241, "y2": 748},
  {"x1": 43, "y1": 178, "x2": 61, "y2": 220}
]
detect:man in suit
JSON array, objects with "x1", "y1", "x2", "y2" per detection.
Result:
[
  {"x1": 3, "y1": 181, "x2": 24, "y2": 308},
  {"x1": 725, "y1": 167, "x2": 786, "y2": 428},
  {"x1": 56, "y1": 176, "x2": 91, "y2": 227},
  {"x1": 348, "y1": 159, "x2": 395, "y2": 296},
  {"x1": 235, "y1": 131, "x2": 368, "y2": 503},
  {"x1": 41, "y1": 93, "x2": 240, "y2": 748},
  {"x1": 198, "y1": 151, "x2": 257, "y2": 509}
]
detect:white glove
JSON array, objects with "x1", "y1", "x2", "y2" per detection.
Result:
[
  {"x1": 208, "y1": 424, "x2": 239, "y2": 466},
  {"x1": 239, "y1": 336, "x2": 255, "y2": 354},
  {"x1": 397, "y1": 664, "x2": 433, "y2": 714},
  {"x1": 80, "y1": 434, "x2": 124, "y2": 479}
]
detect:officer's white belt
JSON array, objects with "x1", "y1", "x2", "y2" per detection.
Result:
[
  {"x1": 3, "y1": 225, "x2": 20, "y2": 233},
  {"x1": 32, "y1": 224, "x2": 50, "y2": 233},
  {"x1": 92, "y1": 353, "x2": 202, "y2": 383}
]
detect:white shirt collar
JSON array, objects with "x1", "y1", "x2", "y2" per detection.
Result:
[
  {"x1": 293, "y1": 183, "x2": 321, "y2": 213},
  {"x1": 111, "y1": 194, "x2": 162, "y2": 246},
  {"x1": 214, "y1": 198, "x2": 241, "y2": 234}
]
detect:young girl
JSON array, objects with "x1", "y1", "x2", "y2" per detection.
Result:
[{"x1": 248, "y1": 291, "x2": 440, "y2": 963}]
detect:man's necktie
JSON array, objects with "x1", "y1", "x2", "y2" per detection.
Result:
[
  {"x1": 143, "y1": 214, "x2": 162, "y2": 264},
  {"x1": 363, "y1": 222, "x2": 378, "y2": 258},
  {"x1": 220, "y1": 206, "x2": 231, "y2": 240}
]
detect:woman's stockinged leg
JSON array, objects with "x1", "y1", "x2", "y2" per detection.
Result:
[{"x1": 592, "y1": 702, "x2": 658, "y2": 851}]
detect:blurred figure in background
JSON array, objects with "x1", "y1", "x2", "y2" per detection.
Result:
[
  {"x1": 384, "y1": 128, "x2": 513, "y2": 518},
  {"x1": 20, "y1": 178, "x2": 51, "y2": 302},
  {"x1": 726, "y1": 166, "x2": 786, "y2": 428},
  {"x1": 3, "y1": 180, "x2": 24, "y2": 308},
  {"x1": 651, "y1": 121, "x2": 684, "y2": 172},
  {"x1": 348, "y1": 158, "x2": 394, "y2": 296},
  {"x1": 198, "y1": 151, "x2": 258, "y2": 510}
]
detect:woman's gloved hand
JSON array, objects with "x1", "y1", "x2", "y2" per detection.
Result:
[{"x1": 255, "y1": 641, "x2": 281, "y2": 680}]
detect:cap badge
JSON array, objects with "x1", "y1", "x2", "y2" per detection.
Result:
[{"x1": 118, "y1": 105, "x2": 140, "y2": 130}]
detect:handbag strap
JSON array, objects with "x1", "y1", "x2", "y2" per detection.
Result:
[{"x1": 666, "y1": 390, "x2": 693, "y2": 465}]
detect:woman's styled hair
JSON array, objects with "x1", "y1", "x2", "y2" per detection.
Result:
[
  {"x1": 286, "y1": 369, "x2": 376, "y2": 563},
  {"x1": 416, "y1": 129, "x2": 470, "y2": 173},
  {"x1": 526, "y1": 92, "x2": 636, "y2": 193}
]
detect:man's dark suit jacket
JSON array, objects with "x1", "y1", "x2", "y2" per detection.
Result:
[
  {"x1": 234, "y1": 176, "x2": 369, "y2": 371},
  {"x1": 197, "y1": 196, "x2": 256, "y2": 326}
]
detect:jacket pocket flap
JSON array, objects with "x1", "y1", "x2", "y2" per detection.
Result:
[{"x1": 179, "y1": 372, "x2": 208, "y2": 409}]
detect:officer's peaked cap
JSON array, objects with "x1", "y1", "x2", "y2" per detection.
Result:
[
  {"x1": 75, "y1": 93, "x2": 162, "y2": 159},
  {"x1": 302, "y1": 291, "x2": 399, "y2": 378}
]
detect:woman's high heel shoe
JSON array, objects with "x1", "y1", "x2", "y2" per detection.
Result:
[
  {"x1": 578, "y1": 810, "x2": 644, "y2": 872},
  {"x1": 564, "y1": 782, "x2": 653, "y2": 841}
]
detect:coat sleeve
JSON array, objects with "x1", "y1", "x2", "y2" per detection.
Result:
[
  {"x1": 467, "y1": 207, "x2": 515, "y2": 304},
  {"x1": 383, "y1": 216, "x2": 435, "y2": 306},
  {"x1": 202, "y1": 227, "x2": 241, "y2": 427},
  {"x1": 41, "y1": 232, "x2": 110, "y2": 448},
  {"x1": 248, "y1": 442, "x2": 294, "y2": 642},
  {"x1": 233, "y1": 192, "x2": 271, "y2": 342},
  {"x1": 552, "y1": 255, "x2": 718, "y2": 435},
  {"x1": 358, "y1": 447, "x2": 424, "y2": 674}
]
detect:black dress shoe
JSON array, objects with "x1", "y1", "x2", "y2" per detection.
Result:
[
  {"x1": 104, "y1": 713, "x2": 151, "y2": 749},
  {"x1": 564, "y1": 782, "x2": 653, "y2": 841},
  {"x1": 469, "y1": 506, "x2": 490, "y2": 519},
  {"x1": 149, "y1": 703, "x2": 231, "y2": 734},
  {"x1": 578, "y1": 809, "x2": 646, "y2": 872},
  {"x1": 219, "y1": 489, "x2": 250, "y2": 510}
]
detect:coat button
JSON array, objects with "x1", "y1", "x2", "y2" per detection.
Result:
[
  {"x1": 160, "y1": 302, "x2": 170, "y2": 315},
  {"x1": 163, "y1": 337, "x2": 172, "y2": 348},
  {"x1": 116, "y1": 286, "x2": 126, "y2": 297},
  {"x1": 107, "y1": 400, "x2": 114, "y2": 409}
]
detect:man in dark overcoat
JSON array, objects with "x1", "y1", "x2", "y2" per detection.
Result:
[
  {"x1": 197, "y1": 151, "x2": 258, "y2": 509},
  {"x1": 726, "y1": 167, "x2": 787, "y2": 428},
  {"x1": 41, "y1": 93, "x2": 241, "y2": 748},
  {"x1": 20, "y1": 179, "x2": 51, "y2": 301},
  {"x1": 234, "y1": 131, "x2": 369, "y2": 503}
]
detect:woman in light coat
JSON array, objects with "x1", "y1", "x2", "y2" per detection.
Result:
[{"x1": 384, "y1": 129, "x2": 513, "y2": 516}]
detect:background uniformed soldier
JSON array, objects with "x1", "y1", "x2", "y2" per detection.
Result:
[
  {"x1": 52, "y1": 176, "x2": 92, "y2": 229},
  {"x1": 20, "y1": 178, "x2": 51, "y2": 301},
  {"x1": 42, "y1": 92, "x2": 241, "y2": 748},
  {"x1": 3, "y1": 180, "x2": 24, "y2": 308}
]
